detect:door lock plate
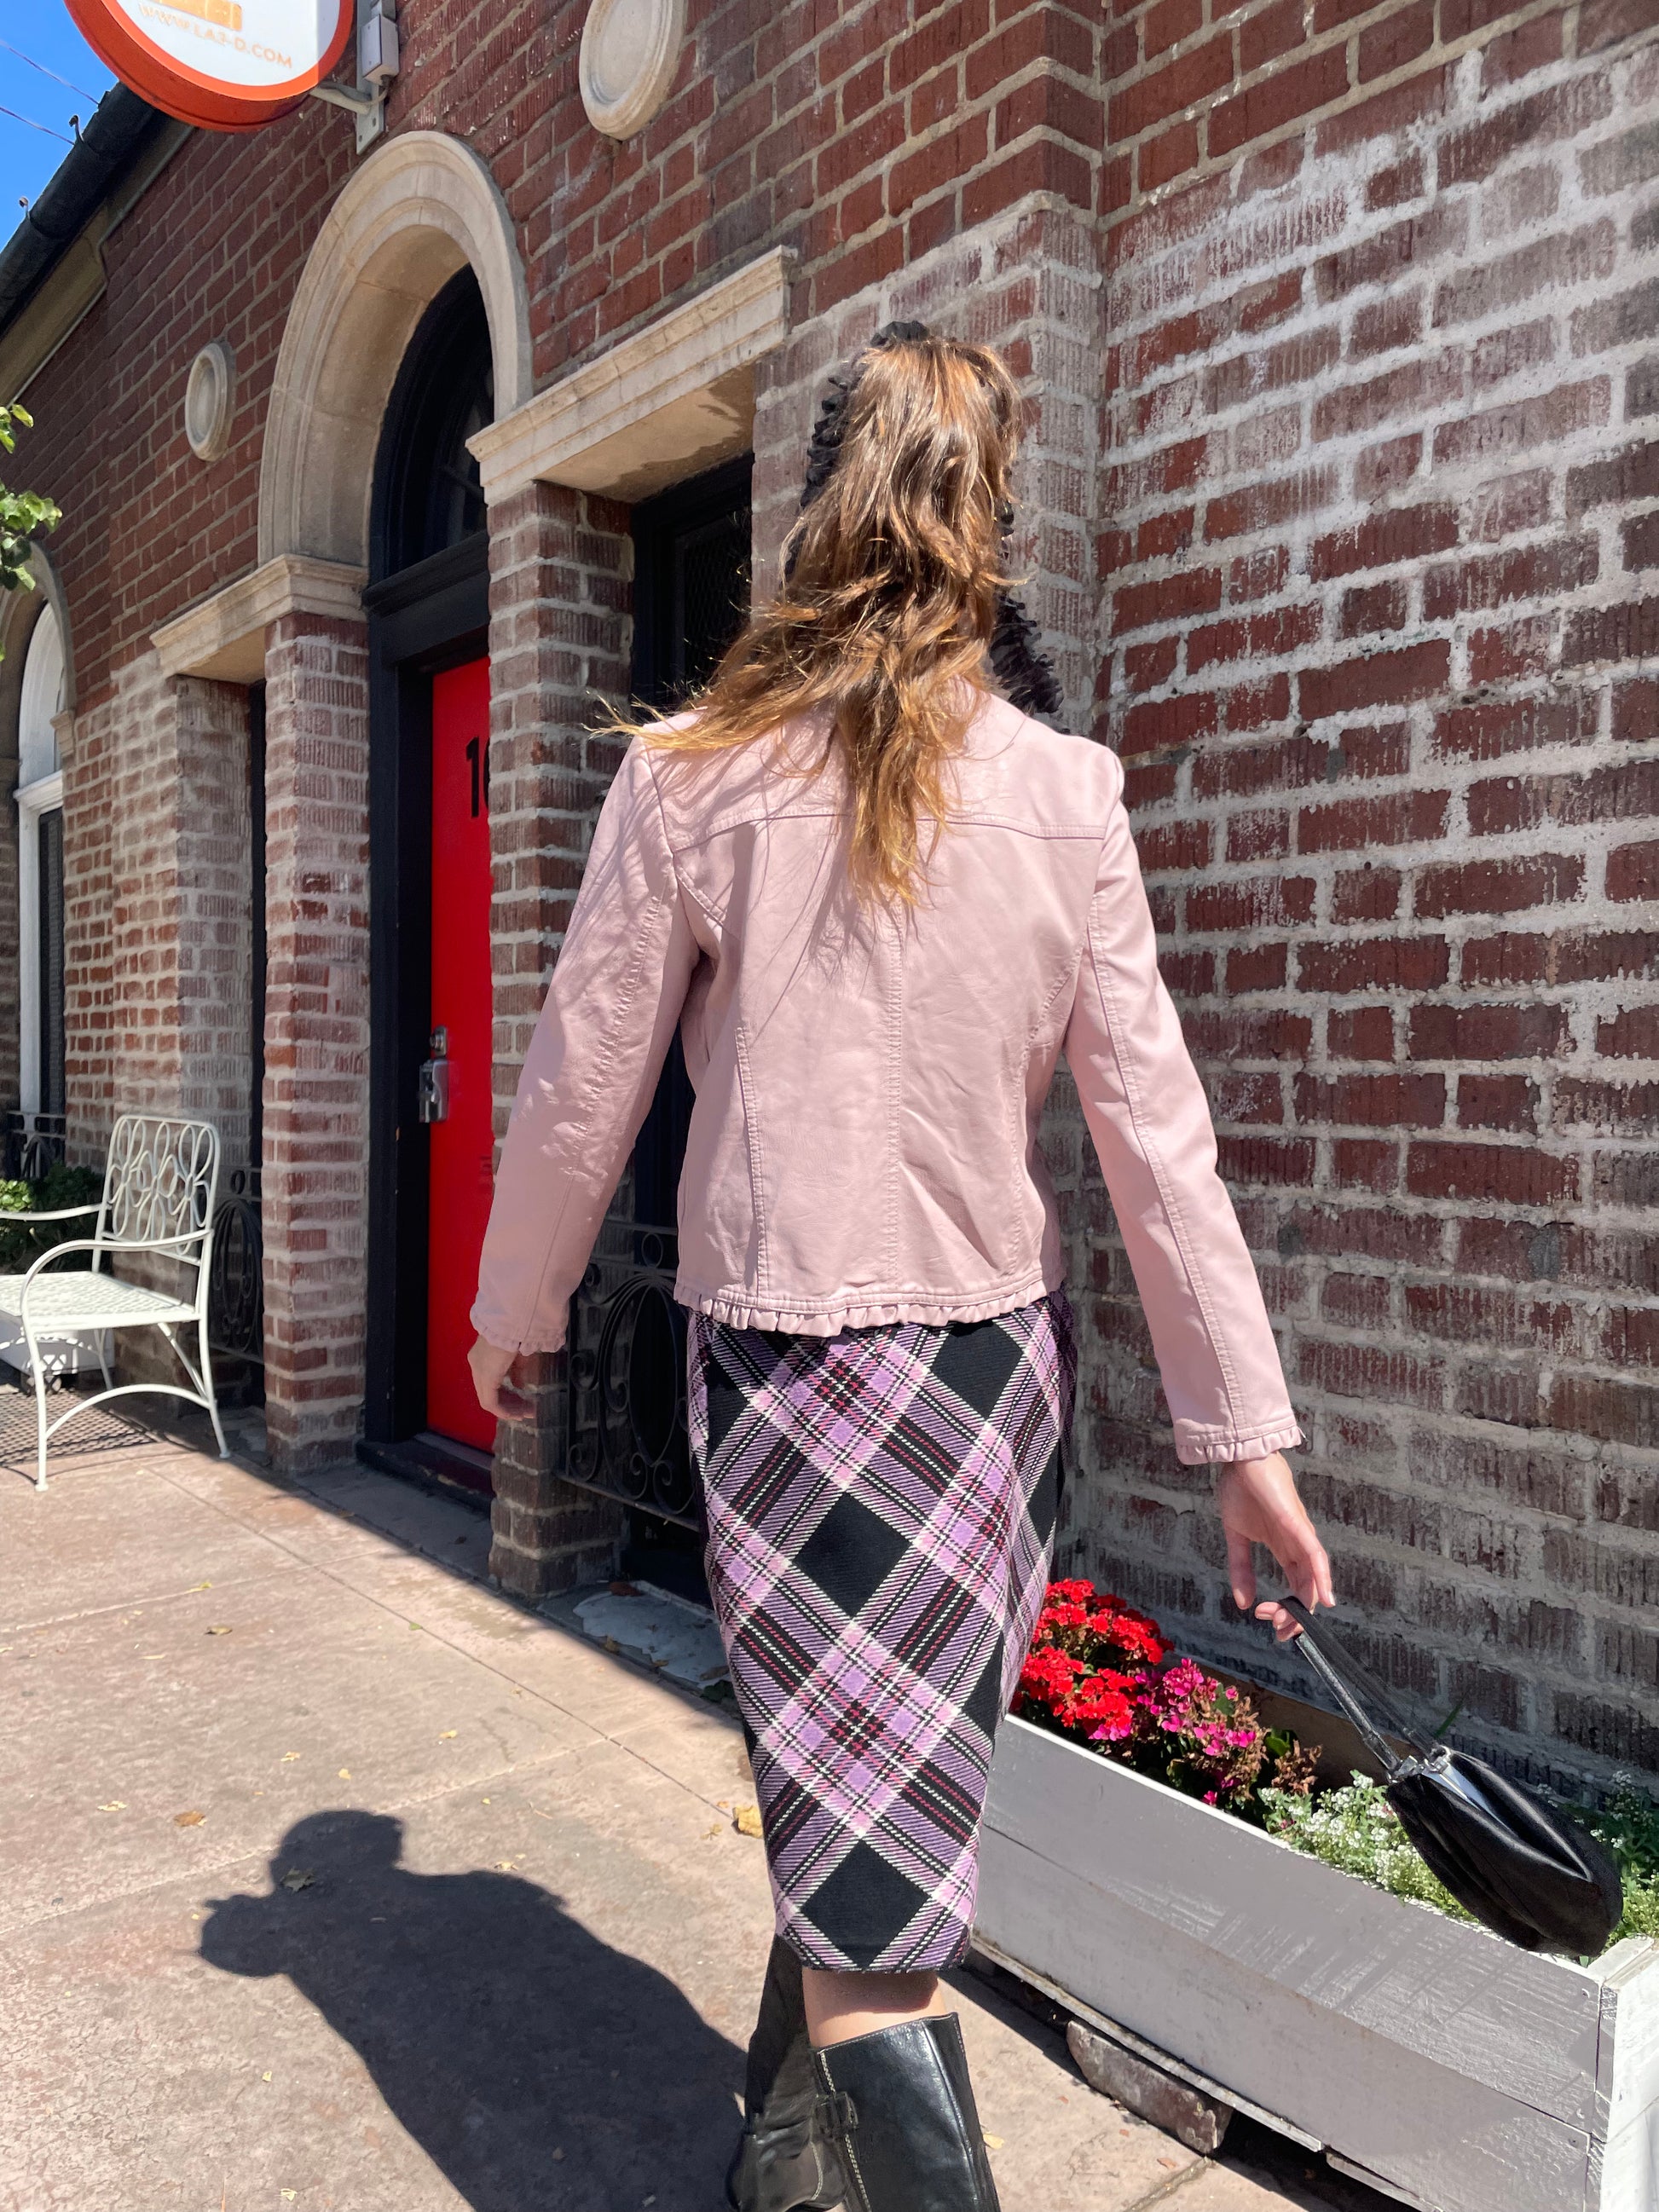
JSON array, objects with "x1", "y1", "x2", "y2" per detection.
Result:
[{"x1": 419, "y1": 1026, "x2": 451, "y2": 1123}]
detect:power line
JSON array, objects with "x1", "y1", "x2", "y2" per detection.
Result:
[
  {"x1": 0, "y1": 38, "x2": 101, "y2": 104},
  {"x1": 0, "y1": 101, "x2": 72, "y2": 144}
]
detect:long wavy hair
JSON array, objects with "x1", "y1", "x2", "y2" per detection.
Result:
[{"x1": 621, "y1": 326, "x2": 1059, "y2": 904}]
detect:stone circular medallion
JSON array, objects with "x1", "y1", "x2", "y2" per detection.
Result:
[
  {"x1": 184, "y1": 343, "x2": 236, "y2": 463},
  {"x1": 580, "y1": 0, "x2": 686, "y2": 141}
]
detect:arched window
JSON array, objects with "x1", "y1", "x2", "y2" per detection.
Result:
[
  {"x1": 17, "y1": 603, "x2": 66, "y2": 1120},
  {"x1": 370, "y1": 269, "x2": 493, "y2": 581}
]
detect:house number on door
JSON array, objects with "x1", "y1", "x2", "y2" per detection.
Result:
[{"x1": 465, "y1": 734, "x2": 488, "y2": 819}]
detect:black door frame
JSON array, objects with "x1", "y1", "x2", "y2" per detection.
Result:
[{"x1": 361, "y1": 532, "x2": 489, "y2": 1468}]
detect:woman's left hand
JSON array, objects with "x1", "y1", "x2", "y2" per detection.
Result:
[
  {"x1": 1217, "y1": 1452, "x2": 1334, "y2": 1640},
  {"x1": 468, "y1": 1335, "x2": 535, "y2": 1423}
]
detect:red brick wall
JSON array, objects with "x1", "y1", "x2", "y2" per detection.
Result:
[
  {"x1": 105, "y1": 668, "x2": 251, "y2": 1127},
  {"x1": 1078, "y1": 1, "x2": 1659, "y2": 1787},
  {"x1": 260, "y1": 614, "x2": 371, "y2": 1471},
  {"x1": 3, "y1": 0, "x2": 1656, "y2": 1766},
  {"x1": 20, "y1": 0, "x2": 1109, "y2": 707},
  {"x1": 484, "y1": 479, "x2": 635, "y2": 1591}
]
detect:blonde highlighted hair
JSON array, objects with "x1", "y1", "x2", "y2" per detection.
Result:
[{"x1": 619, "y1": 332, "x2": 1033, "y2": 904}]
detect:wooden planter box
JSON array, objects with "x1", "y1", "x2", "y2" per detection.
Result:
[{"x1": 975, "y1": 1713, "x2": 1659, "y2": 2212}]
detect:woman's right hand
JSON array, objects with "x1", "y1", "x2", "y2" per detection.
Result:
[
  {"x1": 468, "y1": 1335, "x2": 535, "y2": 1423},
  {"x1": 1217, "y1": 1453, "x2": 1334, "y2": 1641}
]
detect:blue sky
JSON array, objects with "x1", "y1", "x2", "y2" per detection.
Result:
[{"x1": 1, "y1": 8, "x2": 117, "y2": 252}]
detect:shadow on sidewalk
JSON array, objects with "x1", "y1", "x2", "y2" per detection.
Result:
[{"x1": 201, "y1": 1808, "x2": 744, "y2": 2211}]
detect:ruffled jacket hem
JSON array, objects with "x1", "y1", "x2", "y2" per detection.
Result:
[{"x1": 675, "y1": 1266, "x2": 1064, "y2": 1339}]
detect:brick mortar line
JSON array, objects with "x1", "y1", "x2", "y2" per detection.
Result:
[
  {"x1": 1117, "y1": 0, "x2": 1569, "y2": 102},
  {"x1": 1105, "y1": 6, "x2": 1659, "y2": 232}
]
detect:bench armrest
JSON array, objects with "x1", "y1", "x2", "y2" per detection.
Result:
[{"x1": 20, "y1": 1230, "x2": 208, "y2": 1285}]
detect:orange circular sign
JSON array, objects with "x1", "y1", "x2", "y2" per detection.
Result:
[{"x1": 66, "y1": 0, "x2": 353, "y2": 131}]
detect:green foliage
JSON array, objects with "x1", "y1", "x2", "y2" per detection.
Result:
[
  {"x1": 0, "y1": 1163, "x2": 102, "y2": 1273},
  {"x1": 1565, "y1": 1783, "x2": 1659, "y2": 1942},
  {"x1": 1262, "y1": 1772, "x2": 1476, "y2": 1922},
  {"x1": 1264, "y1": 1771, "x2": 1659, "y2": 1949},
  {"x1": 0, "y1": 404, "x2": 61, "y2": 607}
]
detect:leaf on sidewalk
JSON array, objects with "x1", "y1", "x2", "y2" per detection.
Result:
[
  {"x1": 338, "y1": 1769, "x2": 351, "y2": 1780},
  {"x1": 438, "y1": 1730, "x2": 457, "y2": 1740},
  {"x1": 174, "y1": 1810, "x2": 205, "y2": 1828},
  {"x1": 280, "y1": 1868, "x2": 315, "y2": 1891},
  {"x1": 190, "y1": 1581, "x2": 211, "y2": 1591},
  {"x1": 96, "y1": 1800, "x2": 127, "y2": 1813},
  {"x1": 205, "y1": 1625, "x2": 232, "y2": 1636},
  {"x1": 280, "y1": 1752, "x2": 300, "y2": 1762},
  {"x1": 982, "y1": 2133, "x2": 1004, "y2": 2150},
  {"x1": 733, "y1": 1804, "x2": 764, "y2": 1838}
]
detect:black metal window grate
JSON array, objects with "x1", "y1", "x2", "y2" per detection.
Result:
[
  {"x1": 567, "y1": 1217, "x2": 696, "y2": 1528},
  {"x1": 673, "y1": 511, "x2": 751, "y2": 698},
  {"x1": 38, "y1": 807, "x2": 65, "y2": 1121}
]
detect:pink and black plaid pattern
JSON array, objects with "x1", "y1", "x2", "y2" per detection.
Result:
[{"x1": 691, "y1": 1293, "x2": 1077, "y2": 1972}]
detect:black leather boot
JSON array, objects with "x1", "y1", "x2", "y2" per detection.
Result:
[
  {"x1": 812, "y1": 2013, "x2": 1000, "y2": 2212},
  {"x1": 726, "y1": 1939, "x2": 845, "y2": 2212}
]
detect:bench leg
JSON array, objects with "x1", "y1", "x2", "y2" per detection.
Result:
[
  {"x1": 26, "y1": 1328, "x2": 47, "y2": 1490},
  {"x1": 198, "y1": 1313, "x2": 228, "y2": 1459}
]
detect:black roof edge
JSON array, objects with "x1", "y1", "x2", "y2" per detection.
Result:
[{"x1": 0, "y1": 84, "x2": 171, "y2": 343}]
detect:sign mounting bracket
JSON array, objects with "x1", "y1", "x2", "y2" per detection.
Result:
[{"x1": 309, "y1": 0, "x2": 399, "y2": 151}]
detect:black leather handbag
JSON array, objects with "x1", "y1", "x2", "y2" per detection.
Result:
[{"x1": 1279, "y1": 1598, "x2": 1623, "y2": 1956}]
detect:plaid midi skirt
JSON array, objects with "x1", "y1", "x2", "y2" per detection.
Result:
[{"x1": 689, "y1": 1291, "x2": 1077, "y2": 1973}]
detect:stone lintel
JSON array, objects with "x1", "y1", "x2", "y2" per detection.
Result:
[
  {"x1": 150, "y1": 555, "x2": 368, "y2": 684},
  {"x1": 469, "y1": 246, "x2": 793, "y2": 508}
]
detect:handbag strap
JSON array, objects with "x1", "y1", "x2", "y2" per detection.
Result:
[{"x1": 1278, "y1": 1597, "x2": 1436, "y2": 1773}]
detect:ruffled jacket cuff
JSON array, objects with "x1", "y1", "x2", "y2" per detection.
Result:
[{"x1": 1172, "y1": 1415, "x2": 1304, "y2": 1468}]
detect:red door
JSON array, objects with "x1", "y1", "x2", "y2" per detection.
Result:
[{"x1": 426, "y1": 658, "x2": 497, "y2": 1455}]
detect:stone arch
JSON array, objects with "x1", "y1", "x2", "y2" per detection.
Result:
[
  {"x1": 257, "y1": 130, "x2": 532, "y2": 568},
  {"x1": 0, "y1": 551, "x2": 74, "y2": 766}
]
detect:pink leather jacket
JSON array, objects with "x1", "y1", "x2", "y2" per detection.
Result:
[{"x1": 472, "y1": 694, "x2": 1300, "y2": 1467}]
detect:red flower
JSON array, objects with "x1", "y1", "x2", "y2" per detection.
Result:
[{"x1": 1014, "y1": 1646, "x2": 1083, "y2": 1715}]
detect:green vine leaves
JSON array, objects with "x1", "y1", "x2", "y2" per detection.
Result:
[{"x1": 0, "y1": 403, "x2": 61, "y2": 611}]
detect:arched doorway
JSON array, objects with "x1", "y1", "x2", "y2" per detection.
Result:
[
  {"x1": 246, "y1": 129, "x2": 529, "y2": 1479},
  {"x1": 361, "y1": 269, "x2": 498, "y2": 1486}
]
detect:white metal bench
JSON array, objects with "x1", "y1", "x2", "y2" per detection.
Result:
[{"x1": 0, "y1": 1114, "x2": 228, "y2": 1487}]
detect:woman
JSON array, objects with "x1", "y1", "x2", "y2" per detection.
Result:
[{"x1": 468, "y1": 326, "x2": 1332, "y2": 2212}]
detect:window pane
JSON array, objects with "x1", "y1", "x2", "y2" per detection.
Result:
[
  {"x1": 38, "y1": 808, "x2": 65, "y2": 1118},
  {"x1": 19, "y1": 605, "x2": 64, "y2": 788}
]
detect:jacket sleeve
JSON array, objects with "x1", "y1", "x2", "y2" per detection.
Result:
[
  {"x1": 1062, "y1": 759, "x2": 1301, "y2": 1467},
  {"x1": 471, "y1": 738, "x2": 697, "y2": 1357}
]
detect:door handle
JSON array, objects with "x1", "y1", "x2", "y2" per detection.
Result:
[{"x1": 419, "y1": 1026, "x2": 451, "y2": 1123}]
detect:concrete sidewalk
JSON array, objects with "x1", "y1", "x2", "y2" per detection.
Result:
[{"x1": 0, "y1": 1407, "x2": 1389, "y2": 2212}]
